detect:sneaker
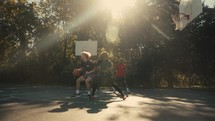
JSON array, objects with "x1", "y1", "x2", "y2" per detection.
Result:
[
  {"x1": 125, "y1": 92, "x2": 129, "y2": 97},
  {"x1": 114, "y1": 92, "x2": 121, "y2": 97},
  {"x1": 119, "y1": 94, "x2": 127, "y2": 100},
  {"x1": 71, "y1": 93, "x2": 81, "y2": 98}
]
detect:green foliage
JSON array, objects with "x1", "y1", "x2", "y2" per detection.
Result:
[{"x1": 0, "y1": 0, "x2": 215, "y2": 88}]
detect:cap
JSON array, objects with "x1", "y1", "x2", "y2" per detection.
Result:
[{"x1": 81, "y1": 51, "x2": 91, "y2": 58}]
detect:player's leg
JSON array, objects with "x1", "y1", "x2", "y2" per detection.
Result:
[
  {"x1": 91, "y1": 82, "x2": 98, "y2": 97},
  {"x1": 113, "y1": 77, "x2": 120, "y2": 93},
  {"x1": 72, "y1": 76, "x2": 85, "y2": 97},
  {"x1": 85, "y1": 76, "x2": 92, "y2": 96},
  {"x1": 91, "y1": 73, "x2": 99, "y2": 98},
  {"x1": 76, "y1": 76, "x2": 85, "y2": 89},
  {"x1": 123, "y1": 77, "x2": 130, "y2": 93},
  {"x1": 113, "y1": 81, "x2": 126, "y2": 100},
  {"x1": 116, "y1": 77, "x2": 127, "y2": 92}
]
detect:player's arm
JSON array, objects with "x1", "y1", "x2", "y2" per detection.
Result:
[
  {"x1": 78, "y1": 67, "x2": 83, "y2": 71},
  {"x1": 86, "y1": 67, "x2": 96, "y2": 74},
  {"x1": 104, "y1": 61, "x2": 111, "y2": 72},
  {"x1": 85, "y1": 61, "x2": 96, "y2": 74},
  {"x1": 109, "y1": 61, "x2": 115, "y2": 77},
  {"x1": 78, "y1": 61, "x2": 85, "y2": 71},
  {"x1": 94, "y1": 59, "x2": 101, "y2": 71}
]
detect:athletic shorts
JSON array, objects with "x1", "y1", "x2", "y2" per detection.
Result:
[
  {"x1": 83, "y1": 72, "x2": 97, "y2": 80},
  {"x1": 115, "y1": 77, "x2": 126, "y2": 86}
]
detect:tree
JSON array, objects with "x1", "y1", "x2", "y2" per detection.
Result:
[
  {"x1": 0, "y1": 0, "x2": 215, "y2": 87},
  {"x1": 0, "y1": 0, "x2": 42, "y2": 68}
]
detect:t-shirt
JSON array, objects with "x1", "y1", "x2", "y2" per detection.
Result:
[
  {"x1": 81, "y1": 60, "x2": 95, "y2": 74},
  {"x1": 96, "y1": 59, "x2": 112, "y2": 73},
  {"x1": 116, "y1": 63, "x2": 126, "y2": 77}
]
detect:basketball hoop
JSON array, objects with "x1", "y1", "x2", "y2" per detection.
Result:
[
  {"x1": 172, "y1": 0, "x2": 202, "y2": 31},
  {"x1": 179, "y1": 13, "x2": 190, "y2": 20},
  {"x1": 172, "y1": 14, "x2": 180, "y2": 30},
  {"x1": 180, "y1": 4, "x2": 192, "y2": 21},
  {"x1": 172, "y1": 3, "x2": 193, "y2": 30}
]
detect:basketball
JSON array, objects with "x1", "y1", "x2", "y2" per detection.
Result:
[{"x1": 73, "y1": 69, "x2": 81, "y2": 77}]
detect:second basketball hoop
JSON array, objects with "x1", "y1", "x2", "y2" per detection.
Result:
[{"x1": 172, "y1": 0, "x2": 203, "y2": 31}]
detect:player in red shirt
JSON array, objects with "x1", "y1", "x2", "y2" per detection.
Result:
[{"x1": 116, "y1": 58, "x2": 130, "y2": 93}]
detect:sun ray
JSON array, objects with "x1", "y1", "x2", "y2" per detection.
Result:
[{"x1": 99, "y1": 0, "x2": 136, "y2": 19}]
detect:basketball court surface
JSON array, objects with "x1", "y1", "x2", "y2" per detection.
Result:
[
  {"x1": 0, "y1": 86, "x2": 214, "y2": 121},
  {"x1": 0, "y1": 0, "x2": 213, "y2": 121}
]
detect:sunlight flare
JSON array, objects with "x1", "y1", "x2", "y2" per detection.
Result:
[
  {"x1": 99, "y1": 0, "x2": 136, "y2": 18},
  {"x1": 105, "y1": 24, "x2": 120, "y2": 43}
]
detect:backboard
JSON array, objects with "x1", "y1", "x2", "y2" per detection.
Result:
[
  {"x1": 75, "y1": 40, "x2": 98, "y2": 56},
  {"x1": 173, "y1": 0, "x2": 203, "y2": 31}
]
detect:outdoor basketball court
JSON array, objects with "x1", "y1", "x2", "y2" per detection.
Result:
[
  {"x1": 1, "y1": 0, "x2": 214, "y2": 121},
  {"x1": 0, "y1": 86, "x2": 215, "y2": 121}
]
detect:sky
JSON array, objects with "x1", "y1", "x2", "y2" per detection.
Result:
[
  {"x1": 202, "y1": 0, "x2": 215, "y2": 8},
  {"x1": 28, "y1": 0, "x2": 215, "y2": 8}
]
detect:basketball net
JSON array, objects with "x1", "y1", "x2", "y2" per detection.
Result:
[
  {"x1": 172, "y1": 14, "x2": 180, "y2": 30},
  {"x1": 172, "y1": 4, "x2": 192, "y2": 30}
]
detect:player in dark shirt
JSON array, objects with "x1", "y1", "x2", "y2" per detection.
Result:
[
  {"x1": 91, "y1": 51, "x2": 126, "y2": 100},
  {"x1": 72, "y1": 51, "x2": 96, "y2": 98}
]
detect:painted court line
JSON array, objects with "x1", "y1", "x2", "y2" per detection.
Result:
[
  {"x1": 7, "y1": 92, "x2": 126, "y2": 104},
  {"x1": 0, "y1": 88, "x2": 129, "y2": 104},
  {"x1": 7, "y1": 95, "x2": 123, "y2": 104}
]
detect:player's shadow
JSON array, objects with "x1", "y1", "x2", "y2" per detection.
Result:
[{"x1": 48, "y1": 92, "x2": 123, "y2": 114}]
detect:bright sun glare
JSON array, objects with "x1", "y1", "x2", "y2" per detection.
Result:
[
  {"x1": 98, "y1": 0, "x2": 136, "y2": 43},
  {"x1": 100, "y1": 0, "x2": 136, "y2": 18}
]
